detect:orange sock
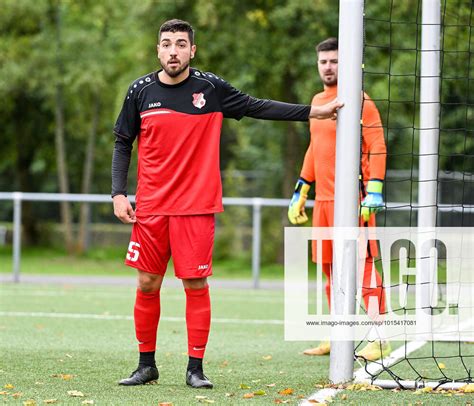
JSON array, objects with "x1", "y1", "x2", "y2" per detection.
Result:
[{"x1": 362, "y1": 258, "x2": 386, "y2": 315}]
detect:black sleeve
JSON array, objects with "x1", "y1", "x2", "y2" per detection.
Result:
[
  {"x1": 111, "y1": 136, "x2": 133, "y2": 197},
  {"x1": 216, "y1": 77, "x2": 311, "y2": 121},
  {"x1": 244, "y1": 97, "x2": 311, "y2": 121},
  {"x1": 113, "y1": 84, "x2": 140, "y2": 142},
  {"x1": 111, "y1": 83, "x2": 140, "y2": 197}
]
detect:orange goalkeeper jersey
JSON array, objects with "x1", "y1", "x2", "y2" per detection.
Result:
[{"x1": 300, "y1": 86, "x2": 386, "y2": 200}]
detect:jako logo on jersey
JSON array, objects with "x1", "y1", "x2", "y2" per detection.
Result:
[
  {"x1": 192, "y1": 93, "x2": 206, "y2": 109},
  {"x1": 148, "y1": 102, "x2": 161, "y2": 108},
  {"x1": 198, "y1": 264, "x2": 209, "y2": 270}
]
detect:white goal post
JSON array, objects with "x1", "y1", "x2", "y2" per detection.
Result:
[{"x1": 330, "y1": 0, "x2": 365, "y2": 384}]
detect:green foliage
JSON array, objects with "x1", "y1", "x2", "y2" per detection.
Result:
[{"x1": 0, "y1": 0, "x2": 472, "y2": 250}]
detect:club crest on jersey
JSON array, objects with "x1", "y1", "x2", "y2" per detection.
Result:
[{"x1": 192, "y1": 93, "x2": 206, "y2": 109}]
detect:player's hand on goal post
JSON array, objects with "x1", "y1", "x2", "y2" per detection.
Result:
[{"x1": 309, "y1": 99, "x2": 344, "y2": 120}]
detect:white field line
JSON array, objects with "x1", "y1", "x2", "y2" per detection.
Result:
[
  {"x1": 300, "y1": 341, "x2": 428, "y2": 405},
  {"x1": 301, "y1": 387, "x2": 342, "y2": 405},
  {"x1": 0, "y1": 290, "x2": 284, "y2": 303},
  {"x1": 0, "y1": 311, "x2": 283, "y2": 325},
  {"x1": 353, "y1": 340, "x2": 427, "y2": 382}
]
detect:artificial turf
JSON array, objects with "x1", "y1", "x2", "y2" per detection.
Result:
[{"x1": 1, "y1": 283, "x2": 473, "y2": 405}]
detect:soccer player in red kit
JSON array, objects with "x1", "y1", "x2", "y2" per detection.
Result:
[{"x1": 112, "y1": 19, "x2": 342, "y2": 389}]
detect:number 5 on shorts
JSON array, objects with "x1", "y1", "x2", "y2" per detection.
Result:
[{"x1": 126, "y1": 241, "x2": 141, "y2": 262}]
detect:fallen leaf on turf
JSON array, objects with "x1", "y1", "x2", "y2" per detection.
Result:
[
  {"x1": 415, "y1": 387, "x2": 433, "y2": 394},
  {"x1": 253, "y1": 390, "x2": 266, "y2": 396},
  {"x1": 438, "y1": 362, "x2": 446, "y2": 369},
  {"x1": 52, "y1": 374, "x2": 73, "y2": 380},
  {"x1": 274, "y1": 400, "x2": 291, "y2": 404},
  {"x1": 23, "y1": 401, "x2": 36, "y2": 406},
  {"x1": 279, "y1": 388, "x2": 293, "y2": 395},
  {"x1": 307, "y1": 400, "x2": 325, "y2": 404},
  {"x1": 243, "y1": 393, "x2": 254, "y2": 399},
  {"x1": 240, "y1": 383, "x2": 251, "y2": 389},
  {"x1": 251, "y1": 379, "x2": 261, "y2": 383},
  {"x1": 4, "y1": 384, "x2": 14, "y2": 389},
  {"x1": 262, "y1": 355, "x2": 272, "y2": 360},
  {"x1": 65, "y1": 354, "x2": 72, "y2": 358},
  {"x1": 12, "y1": 392, "x2": 22, "y2": 398},
  {"x1": 220, "y1": 360, "x2": 229, "y2": 367},
  {"x1": 225, "y1": 393, "x2": 234, "y2": 397},
  {"x1": 43, "y1": 400, "x2": 58, "y2": 404},
  {"x1": 158, "y1": 403, "x2": 173, "y2": 406},
  {"x1": 266, "y1": 383, "x2": 276, "y2": 387},
  {"x1": 81, "y1": 401, "x2": 94, "y2": 405},
  {"x1": 67, "y1": 390, "x2": 84, "y2": 397},
  {"x1": 200, "y1": 400, "x2": 215, "y2": 404},
  {"x1": 346, "y1": 383, "x2": 381, "y2": 391},
  {"x1": 461, "y1": 383, "x2": 474, "y2": 393},
  {"x1": 0, "y1": 391, "x2": 7, "y2": 395},
  {"x1": 341, "y1": 394, "x2": 348, "y2": 400},
  {"x1": 195, "y1": 396, "x2": 208, "y2": 400}
]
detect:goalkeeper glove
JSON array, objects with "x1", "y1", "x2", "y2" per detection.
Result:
[
  {"x1": 288, "y1": 178, "x2": 311, "y2": 225},
  {"x1": 361, "y1": 179, "x2": 384, "y2": 222}
]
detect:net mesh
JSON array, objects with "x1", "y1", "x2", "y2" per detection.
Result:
[{"x1": 355, "y1": 0, "x2": 474, "y2": 387}]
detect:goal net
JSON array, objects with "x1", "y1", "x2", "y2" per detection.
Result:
[{"x1": 354, "y1": 0, "x2": 474, "y2": 389}]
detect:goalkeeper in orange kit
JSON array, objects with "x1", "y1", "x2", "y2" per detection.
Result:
[{"x1": 288, "y1": 38, "x2": 391, "y2": 361}]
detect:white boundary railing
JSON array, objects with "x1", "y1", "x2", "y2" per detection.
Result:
[
  {"x1": 0, "y1": 192, "x2": 296, "y2": 287},
  {"x1": 0, "y1": 192, "x2": 472, "y2": 287}
]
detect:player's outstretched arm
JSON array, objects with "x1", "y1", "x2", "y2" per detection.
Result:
[
  {"x1": 309, "y1": 99, "x2": 344, "y2": 120},
  {"x1": 113, "y1": 195, "x2": 136, "y2": 224}
]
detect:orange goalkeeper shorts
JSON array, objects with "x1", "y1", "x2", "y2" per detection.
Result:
[{"x1": 312, "y1": 200, "x2": 378, "y2": 263}]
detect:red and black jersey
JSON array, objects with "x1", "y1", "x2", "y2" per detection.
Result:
[{"x1": 112, "y1": 68, "x2": 311, "y2": 216}]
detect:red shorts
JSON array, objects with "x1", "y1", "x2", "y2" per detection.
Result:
[
  {"x1": 312, "y1": 201, "x2": 378, "y2": 263},
  {"x1": 124, "y1": 214, "x2": 214, "y2": 279}
]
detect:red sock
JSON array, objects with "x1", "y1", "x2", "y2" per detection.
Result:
[
  {"x1": 185, "y1": 286, "x2": 211, "y2": 359},
  {"x1": 134, "y1": 289, "x2": 161, "y2": 352}
]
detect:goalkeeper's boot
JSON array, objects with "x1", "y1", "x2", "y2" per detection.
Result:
[
  {"x1": 303, "y1": 341, "x2": 331, "y2": 356},
  {"x1": 118, "y1": 365, "x2": 159, "y2": 386},
  {"x1": 186, "y1": 369, "x2": 213, "y2": 389},
  {"x1": 356, "y1": 340, "x2": 391, "y2": 361}
]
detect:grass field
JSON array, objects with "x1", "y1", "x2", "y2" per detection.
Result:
[
  {"x1": 1, "y1": 283, "x2": 473, "y2": 405},
  {"x1": 0, "y1": 246, "x2": 283, "y2": 280}
]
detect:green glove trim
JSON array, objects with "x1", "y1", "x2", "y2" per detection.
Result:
[{"x1": 366, "y1": 179, "x2": 383, "y2": 194}]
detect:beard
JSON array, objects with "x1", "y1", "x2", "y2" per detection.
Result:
[
  {"x1": 160, "y1": 59, "x2": 190, "y2": 78},
  {"x1": 322, "y1": 74, "x2": 337, "y2": 87}
]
